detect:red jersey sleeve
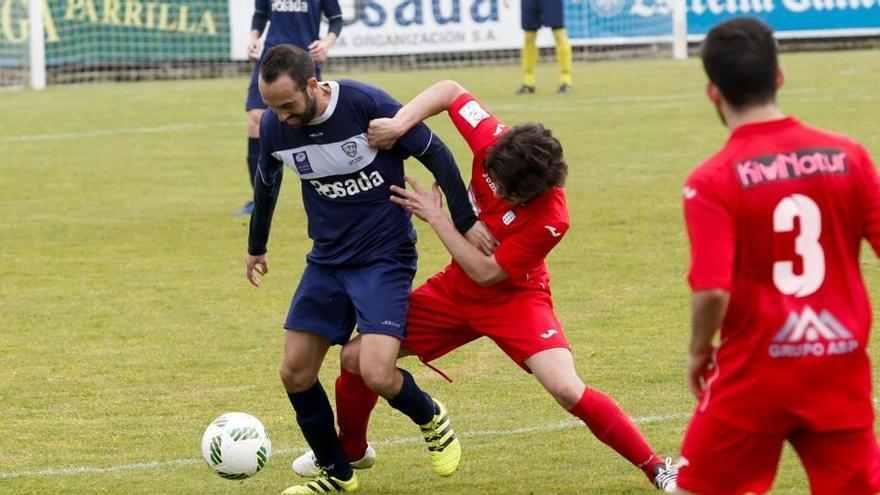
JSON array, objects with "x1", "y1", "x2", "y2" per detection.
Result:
[
  {"x1": 855, "y1": 145, "x2": 880, "y2": 256},
  {"x1": 493, "y1": 190, "x2": 569, "y2": 280},
  {"x1": 447, "y1": 93, "x2": 506, "y2": 154},
  {"x1": 684, "y1": 174, "x2": 736, "y2": 291}
]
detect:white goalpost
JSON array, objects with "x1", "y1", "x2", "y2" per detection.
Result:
[{"x1": 29, "y1": 0, "x2": 46, "y2": 90}]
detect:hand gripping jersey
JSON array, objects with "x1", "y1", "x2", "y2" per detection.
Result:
[
  {"x1": 256, "y1": 0, "x2": 342, "y2": 52},
  {"x1": 683, "y1": 117, "x2": 880, "y2": 433},
  {"x1": 444, "y1": 93, "x2": 570, "y2": 299},
  {"x1": 255, "y1": 80, "x2": 434, "y2": 265}
]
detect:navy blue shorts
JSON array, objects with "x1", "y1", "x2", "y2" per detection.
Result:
[
  {"x1": 245, "y1": 59, "x2": 323, "y2": 111},
  {"x1": 521, "y1": 0, "x2": 565, "y2": 30},
  {"x1": 284, "y1": 250, "x2": 417, "y2": 345}
]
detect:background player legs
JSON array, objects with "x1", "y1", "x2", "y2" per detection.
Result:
[
  {"x1": 236, "y1": 108, "x2": 264, "y2": 216},
  {"x1": 280, "y1": 330, "x2": 354, "y2": 480},
  {"x1": 552, "y1": 28, "x2": 573, "y2": 92},
  {"x1": 247, "y1": 109, "x2": 263, "y2": 187},
  {"x1": 519, "y1": 31, "x2": 539, "y2": 94},
  {"x1": 525, "y1": 348, "x2": 664, "y2": 482}
]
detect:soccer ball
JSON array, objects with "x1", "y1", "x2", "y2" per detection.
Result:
[{"x1": 201, "y1": 412, "x2": 271, "y2": 479}]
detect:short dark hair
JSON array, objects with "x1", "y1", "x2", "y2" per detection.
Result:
[
  {"x1": 485, "y1": 123, "x2": 567, "y2": 202},
  {"x1": 701, "y1": 17, "x2": 778, "y2": 109},
  {"x1": 260, "y1": 44, "x2": 315, "y2": 90}
]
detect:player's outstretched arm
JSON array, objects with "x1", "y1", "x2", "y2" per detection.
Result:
[
  {"x1": 368, "y1": 80, "x2": 468, "y2": 149},
  {"x1": 391, "y1": 177, "x2": 507, "y2": 286}
]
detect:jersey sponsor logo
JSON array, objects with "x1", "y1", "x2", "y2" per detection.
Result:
[
  {"x1": 544, "y1": 225, "x2": 562, "y2": 237},
  {"x1": 458, "y1": 100, "x2": 491, "y2": 128},
  {"x1": 493, "y1": 124, "x2": 506, "y2": 136},
  {"x1": 342, "y1": 141, "x2": 358, "y2": 158},
  {"x1": 293, "y1": 151, "x2": 313, "y2": 174},
  {"x1": 502, "y1": 210, "x2": 516, "y2": 225},
  {"x1": 768, "y1": 306, "x2": 859, "y2": 358},
  {"x1": 683, "y1": 186, "x2": 697, "y2": 199},
  {"x1": 735, "y1": 148, "x2": 849, "y2": 188},
  {"x1": 272, "y1": 0, "x2": 308, "y2": 13},
  {"x1": 482, "y1": 172, "x2": 498, "y2": 193},
  {"x1": 309, "y1": 170, "x2": 385, "y2": 199},
  {"x1": 540, "y1": 329, "x2": 558, "y2": 339}
]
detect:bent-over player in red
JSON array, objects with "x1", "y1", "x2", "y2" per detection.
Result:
[
  {"x1": 291, "y1": 79, "x2": 679, "y2": 492},
  {"x1": 678, "y1": 17, "x2": 880, "y2": 495}
]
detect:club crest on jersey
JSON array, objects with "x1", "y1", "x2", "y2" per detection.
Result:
[
  {"x1": 768, "y1": 306, "x2": 859, "y2": 358},
  {"x1": 342, "y1": 141, "x2": 358, "y2": 158},
  {"x1": 502, "y1": 210, "x2": 516, "y2": 225},
  {"x1": 458, "y1": 100, "x2": 490, "y2": 128},
  {"x1": 272, "y1": 0, "x2": 308, "y2": 13},
  {"x1": 293, "y1": 151, "x2": 313, "y2": 174}
]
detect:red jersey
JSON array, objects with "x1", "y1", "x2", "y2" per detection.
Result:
[
  {"x1": 684, "y1": 117, "x2": 880, "y2": 433},
  {"x1": 442, "y1": 93, "x2": 570, "y2": 299}
]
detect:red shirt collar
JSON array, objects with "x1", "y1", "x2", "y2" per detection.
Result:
[{"x1": 729, "y1": 116, "x2": 799, "y2": 141}]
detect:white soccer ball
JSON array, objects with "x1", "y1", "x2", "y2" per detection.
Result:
[{"x1": 201, "y1": 412, "x2": 271, "y2": 479}]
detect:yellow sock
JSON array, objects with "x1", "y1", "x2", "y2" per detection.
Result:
[
  {"x1": 553, "y1": 28, "x2": 572, "y2": 86},
  {"x1": 522, "y1": 30, "x2": 538, "y2": 87}
]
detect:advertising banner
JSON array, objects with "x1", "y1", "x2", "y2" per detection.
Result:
[
  {"x1": 0, "y1": 0, "x2": 230, "y2": 64},
  {"x1": 328, "y1": 0, "x2": 524, "y2": 56},
  {"x1": 686, "y1": 0, "x2": 880, "y2": 36}
]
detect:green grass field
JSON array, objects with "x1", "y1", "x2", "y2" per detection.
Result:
[{"x1": 2, "y1": 49, "x2": 880, "y2": 495}]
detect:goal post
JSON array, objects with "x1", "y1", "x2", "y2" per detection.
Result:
[{"x1": 29, "y1": 0, "x2": 46, "y2": 89}]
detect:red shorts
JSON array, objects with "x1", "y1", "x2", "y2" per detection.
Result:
[
  {"x1": 402, "y1": 274, "x2": 570, "y2": 372},
  {"x1": 678, "y1": 411, "x2": 880, "y2": 495}
]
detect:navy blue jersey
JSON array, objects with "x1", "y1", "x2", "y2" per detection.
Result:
[
  {"x1": 255, "y1": 80, "x2": 434, "y2": 265},
  {"x1": 256, "y1": 0, "x2": 343, "y2": 51}
]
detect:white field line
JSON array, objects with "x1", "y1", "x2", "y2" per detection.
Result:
[
  {"x1": 0, "y1": 122, "x2": 242, "y2": 143},
  {"x1": 0, "y1": 86, "x2": 851, "y2": 144},
  {"x1": 0, "y1": 411, "x2": 691, "y2": 480},
  {"x1": 4, "y1": 399, "x2": 878, "y2": 479}
]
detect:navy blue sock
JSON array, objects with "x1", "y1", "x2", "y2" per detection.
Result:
[
  {"x1": 247, "y1": 137, "x2": 259, "y2": 189},
  {"x1": 387, "y1": 368, "x2": 437, "y2": 426},
  {"x1": 287, "y1": 381, "x2": 353, "y2": 480}
]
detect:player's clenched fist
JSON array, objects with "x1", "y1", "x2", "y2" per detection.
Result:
[{"x1": 367, "y1": 117, "x2": 405, "y2": 150}]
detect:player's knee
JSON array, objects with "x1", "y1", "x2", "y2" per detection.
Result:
[
  {"x1": 278, "y1": 360, "x2": 318, "y2": 393},
  {"x1": 360, "y1": 365, "x2": 397, "y2": 398},
  {"x1": 547, "y1": 380, "x2": 585, "y2": 409},
  {"x1": 339, "y1": 341, "x2": 361, "y2": 374}
]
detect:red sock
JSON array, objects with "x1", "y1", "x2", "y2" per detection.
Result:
[
  {"x1": 335, "y1": 368, "x2": 379, "y2": 462},
  {"x1": 568, "y1": 387, "x2": 664, "y2": 481}
]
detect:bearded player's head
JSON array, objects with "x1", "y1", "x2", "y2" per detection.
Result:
[
  {"x1": 485, "y1": 123, "x2": 568, "y2": 205},
  {"x1": 258, "y1": 44, "x2": 320, "y2": 128},
  {"x1": 701, "y1": 17, "x2": 783, "y2": 125}
]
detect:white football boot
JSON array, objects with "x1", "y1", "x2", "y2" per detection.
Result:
[
  {"x1": 653, "y1": 457, "x2": 679, "y2": 493},
  {"x1": 292, "y1": 445, "x2": 376, "y2": 478}
]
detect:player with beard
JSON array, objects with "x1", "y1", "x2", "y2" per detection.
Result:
[{"x1": 245, "y1": 45, "x2": 497, "y2": 494}]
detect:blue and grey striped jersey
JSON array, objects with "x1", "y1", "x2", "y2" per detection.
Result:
[{"x1": 251, "y1": 80, "x2": 436, "y2": 265}]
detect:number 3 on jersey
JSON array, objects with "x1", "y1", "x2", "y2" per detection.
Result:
[{"x1": 773, "y1": 194, "x2": 825, "y2": 297}]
